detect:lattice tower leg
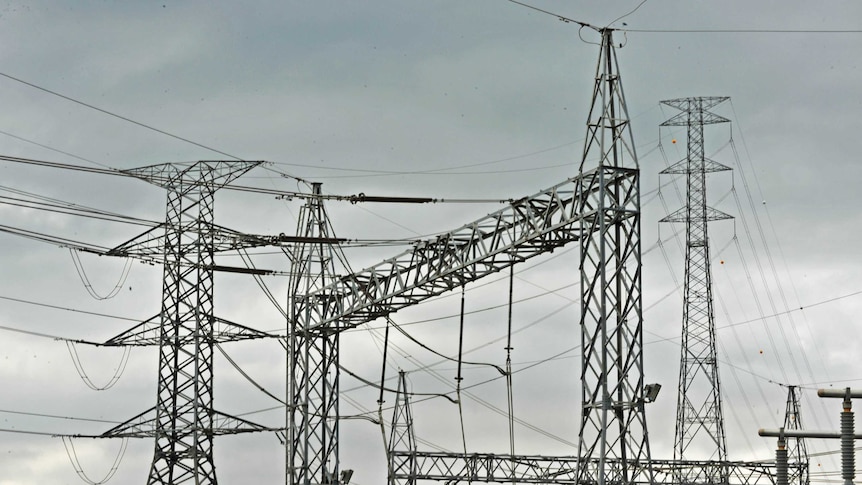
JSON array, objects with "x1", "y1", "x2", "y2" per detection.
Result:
[
  {"x1": 388, "y1": 371, "x2": 417, "y2": 485},
  {"x1": 784, "y1": 386, "x2": 810, "y2": 485},
  {"x1": 149, "y1": 174, "x2": 218, "y2": 484},
  {"x1": 288, "y1": 182, "x2": 341, "y2": 485},
  {"x1": 576, "y1": 28, "x2": 653, "y2": 485}
]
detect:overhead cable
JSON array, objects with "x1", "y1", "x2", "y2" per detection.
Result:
[
  {"x1": 69, "y1": 249, "x2": 134, "y2": 300},
  {"x1": 61, "y1": 436, "x2": 129, "y2": 485},
  {"x1": 65, "y1": 341, "x2": 132, "y2": 391}
]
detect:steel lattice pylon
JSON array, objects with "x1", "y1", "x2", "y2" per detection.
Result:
[
  {"x1": 660, "y1": 97, "x2": 733, "y2": 482},
  {"x1": 99, "y1": 161, "x2": 272, "y2": 485},
  {"x1": 287, "y1": 182, "x2": 342, "y2": 485},
  {"x1": 576, "y1": 28, "x2": 652, "y2": 485},
  {"x1": 389, "y1": 371, "x2": 417, "y2": 485},
  {"x1": 783, "y1": 386, "x2": 810, "y2": 485}
]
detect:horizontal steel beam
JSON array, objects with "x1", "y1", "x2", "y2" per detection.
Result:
[
  {"x1": 307, "y1": 166, "x2": 638, "y2": 330},
  {"x1": 391, "y1": 451, "x2": 803, "y2": 485}
]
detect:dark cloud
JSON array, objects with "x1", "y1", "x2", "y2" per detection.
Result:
[{"x1": 1, "y1": 1, "x2": 860, "y2": 483}]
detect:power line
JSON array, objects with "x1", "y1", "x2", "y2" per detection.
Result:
[
  {"x1": 624, "y1": 28, "x2": 862, "y2": 34},
  {"x1": 0, "y1": 293, "x2": 141, "y2": 322},
  {"x1": 504, "y1": 0, "x2": 591, "y2": 27},
  {"x1": 0, "y1": 408, "x2": 121, "y2": 425},
  {"x1": 271, "y1": 139, "x2": 580, "y2": 177},
  {"x1": 0, "y1": 153, "x2": 513, "y2": 204},
  {"x1": 0, "y1": 71, "x2": 252, "y2": 166},
  {"x1": 0, "y1": 128, "x2": 111, "y2": 169},
  {"x1": 606, "y1": 0, "x2": 649, "y2": 27}
]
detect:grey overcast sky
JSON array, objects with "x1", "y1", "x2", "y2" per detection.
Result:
[{"x1": 1, "y1": 1, "x2": 861, "y2": 484}]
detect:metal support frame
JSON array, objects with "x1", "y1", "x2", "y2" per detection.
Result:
[
  {"x1": 282, "y1": 164, "x2": 639, "y2": 484},
  {"x1": 381, "y1": 28, "x2": 652, "y2": 485},
  {"x1": 576, "y1": 28, "x2": 651, "y2": 485},
  {"x1": 390, "y1": 452, "x2": 800, "y2": 485},
  {"x1": 287, "y1": 182, "x2": 342, "y2": 485},
  {"x1": 98, "y1": 161, "x2": 272, "y2": 485},
  {"x1": 783, "y1": 386, "x2": 810, "y2": 485},
  {"x1": 818, "y1": 388, "x2": 862, "y2": 485},
  {"x1": 761, "y1": 389, "x2": 862, "y2": 485},
  {"x1": 659, "y1": 96, "x2": 732, "y2": 480},
  {"x1": 388, "y1": 371, "x2": 417, "y2": 485}
]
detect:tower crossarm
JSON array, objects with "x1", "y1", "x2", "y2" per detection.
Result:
[
  {"x1": 306, "y1": 165, "x2": 636, "y2": 331},
  {"x1": 91, "y1": 407, "x2": 275, "y2": 439},
  {"x1": 120, "y1": 160, "x2": 264, "y2": 190},
  {"x1": 101, "y1": 314, "x2": 274, "y2": 346},
  {"x1": 105, "y1": 221, "x2": 291, "y2": 259}
]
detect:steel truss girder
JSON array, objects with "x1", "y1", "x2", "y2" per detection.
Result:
[
  {"x1": 391, "y1": 452, "x2": 805, "y2": 485},
  {"x1": 303, "y1": 165, "x2": 634, "y2": 332}
]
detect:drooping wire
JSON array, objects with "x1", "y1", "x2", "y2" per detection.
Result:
[
  {"x1": 236, "y1": 248, "x2": 287, "y2": 318},
  {"x1": 727, "y1": 133, "x2": 839, "y2": 468},
  {"x1": 65, "y1": 341, "x2": 131, "y2": 391},
  {"x1": 728, "y1": 100, "x2": 833, "y2": 387},
  {"x1": 713, "y1": 290, "x2": 771, "y2": 456},
  {"x1": 215, "y1": 343, "x2": 285, "y2": 405},
  {"x1": 605, "y1": 0, "x2": 649, "y2": 28},
  {"x1": 69, "y1": 249, "x2": 133, "y2": 300},
  {"x1": 61, "y1": 436, "x2": 129, "y2": 485},
  {"x1": 387, "y1": 317, "x2": 505, "y2": 375}
]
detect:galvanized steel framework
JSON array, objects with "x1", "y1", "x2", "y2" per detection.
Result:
[
  {"x1": 389, "y1": 371, "x2": 418, "y2": 485},
  {"x1": 659, "y1": 96, "x2": 733, "y2": 479},
  {"x1": 98, "y1": 161, "x2": 273, "y2": 485},
  {"x1": 783, "y1": 386, "x2": 810, "y2": 485},
  {"x1": 284, "y1": 161, "x2": 636, "y2": 484},
  {"x1": 285, "y1": 131, "x2": 643, "y2": 483},
  {"x1": 383, "y1": 28, "x2": 653, "y2": 485},
  {"x1": 575, "y1": 28, "x2": 651, "y2": 485},
  {"x1": 388, "y1": 451, "x2": 801, "y2": 485},
  {"x1": 287, "y1": 182, "x2": 342, "y2": 485}
]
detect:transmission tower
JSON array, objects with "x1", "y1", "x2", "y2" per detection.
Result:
[
  {"x1": 575, "y1": 27, "x2": 652, "y2": 485},
  {"x1": 660, "y1": 97, "x2": 733, "y2": 480},
  {"x1": 389, "y1": 371, "x2": 417, "y2": 485},
  {"x1": 287, "y1": 182, "x2": 345, "y2": 485},
  {"x1": 97, "y1": 161, "x2": 275, "y2": 485},
  {"x1": 783, "y1": 386, "x2": 810, "y2": 485}
]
